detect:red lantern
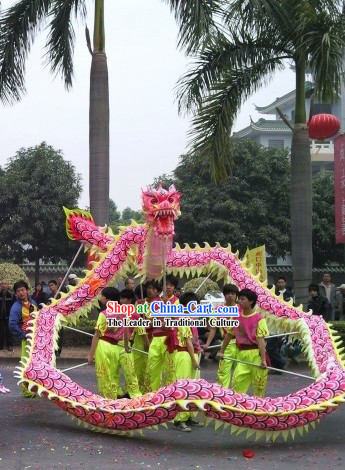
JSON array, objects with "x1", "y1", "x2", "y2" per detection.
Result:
[{"x1": 308, "y1": 113, "x2": 340, "y2": 140}]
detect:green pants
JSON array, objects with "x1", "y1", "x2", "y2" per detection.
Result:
[
  {"x1": 232, "y1": 349, "x2": 268, "y2": 398},
  {"x1": 132, "y1": 333, "x2": 149, "y2": 394},
  {"x1": 95, "y1": 340, "x2": 141, "y2": 399},
  {"x1": 217, "y1": 341, "x2": 238, "y2": 389},
  {"x1": 174, "y1": 351, "x2": 200, "y2": 423},
  {"x1": 21, "y1": 340, "x2": 36, "y2": 398},
  {"x1": 146, "y1": 336, "x2": 175, "y2": 391}
]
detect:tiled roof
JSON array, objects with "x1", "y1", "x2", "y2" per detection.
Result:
[
  {"x1": 20, "y1": 264, "x2": 85, "y2": 274},
  {"x1": 232, "y1": 118, "x2": 291, "y2": 139},
  {"x1": 255, "y1": 81, "x2": 314, "y2": 114},
  {"x1": 20, "y1": 263, "x2": 344, "y2": 275},
  {"x1": 268, "y1": 266, "x2": 345, "y2": 273}
]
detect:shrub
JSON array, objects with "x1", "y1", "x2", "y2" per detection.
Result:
[
  {"x1": 0, "y1": 263, "x2": 31, "y2": 291},
  {"x1": 183, "y1": 277, "x2": 221, "y2": 300}
]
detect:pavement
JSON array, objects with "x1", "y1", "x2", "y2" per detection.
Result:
[{"x1": 0, "y1": 353, "x2": 344, "y2": 470}]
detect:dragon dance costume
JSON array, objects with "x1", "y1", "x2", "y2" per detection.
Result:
[
  {"x1": 232, "y1": 311, "x2": 269, "y2": 397},
  {"x1": 15, "y1": 186, "x2": 345, "y2": 440},
  {"x1": 94, "y1": 311, "x2": 141, "y2": 399}
]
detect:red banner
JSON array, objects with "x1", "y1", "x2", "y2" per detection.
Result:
[{"x1": 334, "y1": 134, "x2": 345, "y2": 243}]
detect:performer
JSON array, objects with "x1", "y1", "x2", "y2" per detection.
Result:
[
  {"x1": 145, "y1": 280, "x2": 175, "y2": 391},
  {"x1": 215, "y1": 284, "x2": 240, "y2": 388},
  {"x1": 172, "y1": 292, "x2": 202, "y2": 432},
  {"x1": 120, "y1": 288, "x2": 149, "y2": 395},
  {"x1": 9, "y1": 280, "x2": 38, "y2": 398},
  {"x1": 133, "y1": 280, "x2": 159, "y2": 392},
  {"x1": 163, "y1": 275, "x2": 180, "y2": 305},
  {"x1": 88, "y1": 287, "x2": 141, "y2": 399},
  {"x1": 232, "y1": 289, "x2": 268, "y2": 397}
]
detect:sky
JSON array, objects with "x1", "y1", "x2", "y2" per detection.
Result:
[{"x1": 0, "y1": 0, "x2": 295, "y2": 211}]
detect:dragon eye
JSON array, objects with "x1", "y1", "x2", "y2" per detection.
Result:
[
  {"x1": 151, "y1": 197, "x2": 158, "y2": 204},
  {"x1": 168, "y1": 196, "x2": 174, "y2": 203}
]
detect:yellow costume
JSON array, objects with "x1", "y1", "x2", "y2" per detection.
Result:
[
  {"x1": 232, "y1": 314, "x2": 268, "y2": 397},
  {"x1": 217, "y1": 326, "x2": 238, "y2": 389},
  {"x1": 94, "y1": 313, "x2": 141, "y2": 399}
]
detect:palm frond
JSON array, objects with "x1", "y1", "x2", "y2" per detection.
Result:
[
  {"x1": 46, "y1": 0, "x2": 86, "y2": 89},
  {"x1": 164, "y1": 0, "x2": 222, "y2": 53},
  {"x1": 302, "y1": 9, "x2": 345, "y2": 101},
  {"x1": 225, "y1": 0, "x2": 291, "y2": 30},
  {"x1": 177, "y1": 33, "x2": 292, "y2": 114},
  {"x1": 189, "y1": 59, "x2": 285, "y2": 182},
  {"x1": 0, "y1": 0, "x2": 51, "y2": 104}
]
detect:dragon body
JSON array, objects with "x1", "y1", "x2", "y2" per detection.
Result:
[{"x1": 15, "y1": 186, "x2": 345, "y2": 440}]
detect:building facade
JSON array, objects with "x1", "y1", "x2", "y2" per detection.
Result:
[{"x1": 233, "y1": 81, "x2": 338, "y2": 175}]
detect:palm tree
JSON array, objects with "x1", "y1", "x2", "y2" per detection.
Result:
[
  {"x1": 177, "y1": 0, "x2": 345, "y2": 304},
  {"x1": 0, "y1": 0, "x2": 220, "y2": 225}
]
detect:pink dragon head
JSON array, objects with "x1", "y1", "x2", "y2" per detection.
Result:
[{"x1": 141, "y1": 184, "x2": 181, "y2": 236}]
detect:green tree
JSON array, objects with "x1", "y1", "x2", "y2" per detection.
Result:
[
  {"x1": 109, "y1": 198, "x2": 120, "y2": 224},
  {"x1": 154, "y1": 140, "x2": 291, "y2": 256},
  {"x1": 0, "y1": 0, "x2": 221, "y2": 226},
  {"x1": 0, "y1": 142, "x2": 82, "y2": 284},
  {"x1": 312, "y1": 171, "x2": 343, "y2": 266},
  {"x1": 121, "y1": 207, "x2": 144, "y2": 226},
  {"x1": 177, "y1": 1, "x2": 345, "y2": 304}
]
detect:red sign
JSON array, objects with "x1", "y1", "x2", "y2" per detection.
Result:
[{"x1": 334, "y1": 134, "x2": 345, "y2": 243}]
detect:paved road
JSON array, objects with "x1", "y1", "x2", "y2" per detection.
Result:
[{"x1": 0, "y1": 359, "x2": 344, "y2": 470}]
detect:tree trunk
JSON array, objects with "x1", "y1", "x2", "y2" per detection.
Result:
[
  {"x1": 89, "y1": 0, "x2": 109, "y2": 225},
  {"x1": 290, "y1": 59, "x2": 313, "y2": 307},
  {"x1": 35, "y1": 254, "x2": 40, "y2": 286}
]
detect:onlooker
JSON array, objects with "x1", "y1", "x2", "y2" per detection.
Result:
[
  {"x1": 9, "y1": 280, "x2": 37, "y2": 397},
  {"x1": 0, "y1": 280, "x2": 14, "y2": 351},
  {"x1": 57, "y1": 276, "x2": 67, "y2": 294},
  {"x1": 68, "y1": 273, "x2": 78, "y2": 287},
  {"x1": 48, "y1": 280, "x2": 60, "y2": 300},
  {"x1": 337, "y1": 284, "x2": 345, "y2": 321},
  {"x1": 308, "y1": 284, "x2": 332, "y2": 321},
  {"x1": 125, "y1": 278, "x2": 135, "y2": 291},
  {"x1": 319, "y1": 273, "x2": 337, "y2": 321},
  {"x1": 41, "y1": 280, "x2": 50, "y2": 296},
  {"x1": 32, "y1": 283, "x2": 48, "y2": 308},
  {"x1": 275, "y1": 276, "x2": 293, "y2": 301}
]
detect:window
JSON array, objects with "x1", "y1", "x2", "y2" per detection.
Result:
[
  {"x1": 268, "y1": 139, "x2": 284, "y2": 149},
  {"x1": 313, "y1": 103, "x2": 332, "y2": 114}
]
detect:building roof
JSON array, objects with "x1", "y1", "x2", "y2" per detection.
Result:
[
  {"x1": 268, "y1": 266, "x2": 345, "y2": 274},
  {"x1": 255, "y1": 81, "x2": 314, "y2": 114},
  {"x1": 232, "y1": 118, "x2": 291, "y2": 139},
  {"x1": 20, "y1": 264, "x2": 85, "y2": 274}
]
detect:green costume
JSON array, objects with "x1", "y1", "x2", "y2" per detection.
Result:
[
  {"x1": 232, "y1": 317, "x2": 268, "y2": 397},
  {"x1": 174, "y1": 327, "x2": 200, "y2": 423},
  {"x1": 217, "y1": 328, "x2": 238, "y2": 389},
  {"x1": 94, "y1": 313, "x2": 141, "y2": 399}
]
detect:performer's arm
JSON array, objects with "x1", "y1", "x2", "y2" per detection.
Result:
[
  {"x1": 216, "y1": 332, "x2": 231, "y2": 359},
  {"x1": 202, "y1": 326, "x2": 217, "y2": 350},
  {"x1": 257, "y1": 319, "x2": 268, "y2": 368},
  {"x1": 186, "y1": 338, "x2": 199, "y2": 370},
  {"x1": 124, "y1": 328, "x2": 131, "y2": 353},
  {"x1": 9, "y1": 305, "x2": 26, "y2": 340},
  {"x1": 257, "y1": 337, "x2": 267, "y2": 368},
  {"x1": 88, "y1": 330, "x2": 101, "y2": 364},
  {"x1": 143, "y1": 333, "x2": 150, "y2": 351}
]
